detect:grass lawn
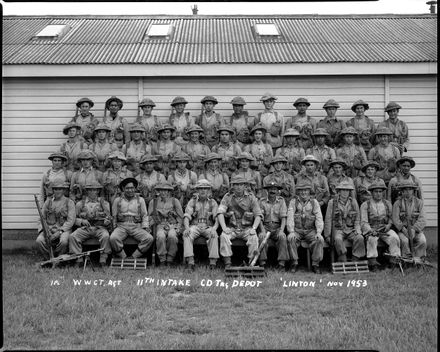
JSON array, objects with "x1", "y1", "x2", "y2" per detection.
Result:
[{"x1": 2, "y1": 249, "x2": 437, "y2": 351}]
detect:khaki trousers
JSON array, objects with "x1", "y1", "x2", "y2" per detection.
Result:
[
  {"x1": 287, "y1": 230, "x2": 324, "y2": 266},
  {"x1": 220, "y1": 228, "x2": 258, "y2": 259},
  {"x1": 183, "y1": 225, "x2": 219, "y2": 259},
  {"x1": 70, "y1": 226, "x2": 111, "y2": 262}
]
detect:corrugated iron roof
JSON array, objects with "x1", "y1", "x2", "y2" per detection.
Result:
[{"x1": 2, "y1": 14, "x2": 437, "y2": 64}]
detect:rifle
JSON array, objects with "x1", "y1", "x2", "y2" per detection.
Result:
[
  {"x1": 330, "y1": 196, "x2": 337, "y2": 263},
  {"x1": 151, "y1": 196, "x2": 159, "y2": 266},
  {"x1": 34, "y1": 194, "x2": 54, "y2": 263},
  {"x1": 39, "y1": 248, "x2": 104, "y2": 271},
  {"x1": 384, "y1": 253, "x2": 437, "y2": 276},
  {"x1": 249, "y1": 231, "x2": 271, "y2": 267}
]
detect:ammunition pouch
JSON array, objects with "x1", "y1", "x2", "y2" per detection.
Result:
[
  {"x1": 269, "y1": 123, "x2": 281, "y2": 137},
  {"x1": 241, "y1": 211, "x2": 254, "y2": 227},
  {"x1": 117, "y1": 215, "x2": 141, "y2": 223}
]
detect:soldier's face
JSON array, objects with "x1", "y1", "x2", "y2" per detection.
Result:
[
  {"x1": 52, "y1": 158, "x2": 64, "y2": 169},
  {"x1": 141, "y1": 105, "x2": 153, "y2": 115},
  {"x1": 267, "y1": 186, "x2": 279, "y2": 196},
  {"x1": 316, "y1": 136, "x2": 326, "y2": 145},
  {"x1": 298, "y1": 189, "x2": 310, "y2": 199},
  {"x1": 239, "y1": 159, "x2": 250, "y2": 168},
  {"x1": 208, "y1": 159, "x2": 219, "y2": 169},
  {"x1": 115, "y1": 138, "x2": 124, "y2": 148},
  {"x1": 387, "y1": 108, "x2": 399, "y2": 119},
  {"x1": 97, "y1": 130, "x2": 107, "y2": 140},
  {"x1": 325, "y1": 107, "x2": 337, "y2": 118},
  {"x1": 112, "y1": 159, "x2": 123, "y2": 169},
  {"x1": 87, "y1": 188, "x2": 99, "y2": 199},
  {"x1": 253, "y1": 131, "x2": 263, "y2": 141},
  {"x1": 177, "y1": 160, "x2": 187, "y2": 170},
  {"x1": 304, "y1": 161, "x2": 316, "y2": 173},
  {"x1": 80, "y1": 102, "x2": 90, "y2": 115},
  {"x1": 131, "y1": 131, "x2": 142, "y2": 141},
  {"x1": 160, "y1": 130, "x2": 171, "y2": 140},
  {"x1": 144, "y1": 162, "x2": 154, "y2": 172},
  {"x1": 198, "y1": 188, "x2": 209, "y2": 198},
  {"x1": 220, "y1": 131, "x2": 230, "y2": 143},
  {"x1": 190, "y1": 132, "x2": 200, "y2": 142},
  {"x1": 204, "y1": 102, "x2": 215, "y2": 112},
  {"x1": 338, "y1": 189, "x2": 350, "y2": 198},
  {"x1": 274, "y1": 162, "x2": 284, "y2": 171},
  {"x1": 355, "y1": 105, "x2": 365, "y2": 116},
  {"x1": 81, "y1": 159, "x2": 92, "y2": 168},
  {"x1": 158, "y1": 189, "x2": 170, "y2": 198},
  {"x1": 372, "y1": 189, "x2": 383, "y2": 200},
  {"x1": 378, "y1": 134, "x2": 389, "y2": 145},
  {"x1": 123, "y1": 183, "x2": 136, "y2": 198},
  {"x1": 399, "y1": 162, "x2": 412, "y2": 174},
  {"x1": 344, "y1": 134, "x2": 354, "y2": 144},
  {"x1": 365, "y1": 166, "x2": 376, "y2": 177},
  {"x1": 264, "y1": 99, "x2": 275, "y2": 110},
  {"x1": 285, "y1": 136, "x2": 296, "y2": 145},
  {"x1": 233, "y1": 105, "x2": 244, "y2": 114},
  {"x1": 402, "y1": 188, "x2": 414, "y2": 198},
  {"x1": 109, "y1": 101, "x2": 120, "y2": 114},
  {"x1": 174, "y1": 103, "x2": 185, "y2": 114},
  {"x1": 68, "y1": 127, "x2": 78, "y2": 138},
  {"x1": 333, "y1": 164, "x2": 343, "y2": 175},
  {"x1": 296, "y1": 103, "x2": 308, "y2": 114},
  {"x1": 233, "y1": 183, "x2": 246, "y2": 194},
  {"x1": 52, "y1": 188, "x2": 65, "y2": 198}
]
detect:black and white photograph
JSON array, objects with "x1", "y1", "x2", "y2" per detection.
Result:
[{"x1": 1, "y1": 0, "x2": 437, "y2": 350}]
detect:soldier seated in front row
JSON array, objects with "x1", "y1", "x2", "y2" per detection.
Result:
[
  {"x1": 109, "y1": 178, "x2": 154, "y2": 259},
  {"x1": 360, "y1": 180, "x2": 401, "y2": 272},
  {"x1": 286, "y1": 182, "x2": 324, "y2": 274},
  {"x1": 183, "y1": 179, "x2": 220, "y2": 270},
  {"x1": 69, "y1": 182, "x2": 112, "y2": 267},
  {"x1": 324, "y1": 181, "x2": 365, "y2": 263},
  {"x1": 258, "y1": 182, "x2": 289, "y2": 270},
  {"x1": 217, "y1": 176, "x2": 262, "y2": 268}
]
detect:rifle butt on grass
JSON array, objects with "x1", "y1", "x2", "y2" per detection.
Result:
[{"x1": 34, "y1": 194, "x2": 54, "y2": 263}]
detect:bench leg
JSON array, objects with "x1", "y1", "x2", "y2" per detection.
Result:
[{"x1": 306, "y1": 249, "x2": 311, "y2": 271}]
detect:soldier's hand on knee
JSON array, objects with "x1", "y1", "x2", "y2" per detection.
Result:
[
  {"x1": 324, "y1": 236, "x2": 331, "y2": 245},
  {"x1": 223, "y1": 227, "x2": 232, "y2": 235},
  {"x1": 209, "y1": 228, "x2": 218, "y2": 238},
  {"x1": 81, "y1": 219, "x2": 91, "y2": 227},
  {"x1": 249, "y1": 228, "x2": 257, "y2": 236}
]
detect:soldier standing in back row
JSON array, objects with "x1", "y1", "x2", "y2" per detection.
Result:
[
  {"x1": 136, "y1": 98, "x2": 161, "y2": 143},
  {"x1": 228, "y1": 96, "x2": 256, "y2": 147},
  {"x1": 196, "y1": 96, "x2": 224, "y2": 148},
  {"x1": 71, "y1": 97, "x2": 99, "y2": 145},
  {"x1": 102, "y1": 96, "x2": 131, "y2": 144},
  {"x1": 285, "y1": 97, "x2": 317, "y2": 151},
  {"x1": 346, "y1": 100, "x2": 376, "y2": 152},
  {"x1": 169, "y1": 96, "x2": 195, "y2": 147},
  {"x1": 255, "y1": 93, "x2": 285, "y2": 152},
  {"x1": 378, "y1": 102, "x2": 409, "y2": 156},
  {"x1": 317, "y1": 99, "x2": 346, "y2": 149}
]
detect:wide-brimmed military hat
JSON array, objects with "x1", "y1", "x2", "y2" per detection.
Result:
[
  {"x1": 195, "y1": 179, "x2": 212, "y2": 189},
  {"x1": 270, "y1": 156, "x2": 288, "y2": 165},
  {"x1": 129, "y1": 123, "x2": 146, "y2": 133},
  {"x1": 361, "y1": 161, "x2": 380, "y2": 173},
  {"x1": 313, "y1": 128, "x2": 329, "y2": 136},
  {"x1": 230, "y1": 175, "x2": 249, "y2": 184},
  {"x1": 384, "y1": 102, "x2": 402, "y2": 112},
  {"x1": 84, "y1": 181, "x2": 103, "y2": 190},
  {"x1": 119, "y1": 177, "x2": 138, "y2": 191},
  {"x1": 108, "y1": 151, "x2": 127, "y2": 162},
  {"x1": 368, "y1": 180, "x2": 387, "y2": 191},
  {"x1": 230, "y1": 96, "x2": 247, "y2": 105},
  {"x1": 186, "y1": 125, "x2": 204, "y2": 134},
  {"x1": 260, "y1": 93, "x2": 278, "y2": 102},
  {"x1": 375, "y1": 126, "x2": 393, "y2": 136},
  {"x1": 296, "y1": 182, "x2": 312, "y2": 190},
  {"x1": 201, "y1": 96, "x2": 218, "y2": 104},
  {"x1": 156, "y1": 124, "x2": 176, "y2": 134},
  {"x1": 155, "y1": 182, "x2": 174, "y2": 191},
  {"x1": 51, "y1": 180, "x2": 70, "y2": 189},
  {"x1": 63, "y1": 121, "x2": 82, "y2": 135},
  {"x1": 171, "y1": 96, "x2": 188, "y2": 106},
  {"x1": 105, "y1": 96, "x2": 123, "y2": 109},
  {"x1": 336, "y1": 180, "x2": 355, "y2": 191},
  {"x1": 263, "y1": 181, "x2": 283, "y2": 189},
  {"x1": 94, "y1": 122, "x2": 112, "y2": 132},
  {"x1": 174, "y1": 152, "x2": 191, "y2": 162},
  {"x1": 77, "y1": 150, "x2": 97, "y2": 160},
  {"x1": 204, "y1": 153, "x2": 222, "y2": 163},
  {"x1": 351, "y1": 100, "x2": 369, "y2": 112},
  {"x1": 48, "y1": 152, "x2": 68, "y2": 161},
  {"x1": 396, "y1": 156, "x2": 415, "y2": 169},
  {"x1": 323, "y1": 99, "x2": 340, "y2": 109},
  {"x1": 301, "y1": 155, "x2": 320, "y2": 165},
  {"x1": 340, "y1": 126, "x2": 358, "y2": 136},
  {"x1": 235, "y1": 152, "x2": 255, "y2": 161},
  {"x1": 217, "y1": 125, "x2": 235, "y2": 135},
  {"x1": 250, "y1": 123, "x2": 267, "y2": 135},
  {"x1": 139, "y1": 154, "x2": 159, "y2": 164},
  {"x1": 398, "y1": 179, "x2": 418, "y2": 190},
  {"x1": 76, "y1": 97, "x2": 94, "y2": 108},
  {"x1": 293, "y1": 97, "x2": 310, "y2": 107},
  {"x1": 329, "y1": 159, "x2": 348, "y2": 169},
  {"x1": 138, "y1": 98, "x2": 156, "y2": 107},
  {"x1": 283, "y1": 128, "x2": 300, "y2": 137}
]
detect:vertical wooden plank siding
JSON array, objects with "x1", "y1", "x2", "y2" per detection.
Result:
[{"x1": 1, "y1": 74, "x2": 437, "y2": 229}]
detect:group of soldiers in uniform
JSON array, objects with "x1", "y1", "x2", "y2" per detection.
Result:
[{"x1": 36, "y1": 94, "x2": 427, "y2": 273}]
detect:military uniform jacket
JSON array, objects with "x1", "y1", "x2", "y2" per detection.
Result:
[
  {"x1": 70, "y1": 167, "x2": 104, "y2": 199},
  {"x1": 151, "y1": 140, "x2": 181, "y2": 160},
  {"x1": 195, "y1": 111, "x2": 223, "y2": 146},
  {"x1": 285, "y1": 115, "x2": 317, "y2": 150},
  {"x1": 199, "y1": 170, "x2": 229, "y2": 192},
  {"x1": 392, "y1": 196, "x2": 426, "y2": 233},
  {"x1": 103, "y1": 167, "x2": 133, "y2": 197},
  {"x1": 256, "y1": 109, "x2": 285, "y2": 149},
  {"x1": 136, "y1": 115, "x2": 161, "y2": 142},
  {"x1": 168, "y1": 169, "x2": 198, "y2": 192},
  {"x1": 378, "y1": 119, "x2": 410, "y2": 151},
  {"x1": 183, "y1": 142, "x2": 211, "y2": 163},
  {"x1": 276, "y1": 145, "x2": 305, "y2": 171},
  {"x1": 346, "y1": 116, "x2": 376, "y2": 144},
  {"x1": 212, "y1": 142, "x2": 242, "y2": 164},
  {"x1": 123, "y1": 141, "x2": 152, "y2": 164},
  {"x1": 218, "y1": 191, "x2": 263, "y2": 229},
  {"x1": 259, "y1": 196, "x2": 287, "y2": 227},
  {"x1": 368, "y1": 144, "x2": 400, "y2": 170},
  {"x1": 296, "y1": 171, "x2": 330, "y2": 205},
  {"x1": 388, "y1": 171, "x2": 423, "y2": 203},
  {"x1": 360, "y1": 199, "x2": 392, "y2": 234},
  {"x1": 184, "y1": 197, "x2": 218, "y2": 226},
  {"x1": 231, "y1": 169, "x2": 262, "y2": 190},
  {"x1": 328, "y1": 174, "x2": 356, "y2": 199},
  {"x1": 263, "y1": 171, "x2": 296, "y2": 199},
  {"x1": 287, "y1": 196, "x2": 323, "y2": 234},
  {"x1": 39, "y1": 168, "x2": 72, "y2": 205},
  {"x1": 229, "y1": 112, "x2": 256, "y2": 144},
  {"x1": 59, "y1": 138, "x2": 88, "y2": 170},
  {"x1": 306, "y1": 145, "x2": 337, "y2": 173},
  {"x1": 324, "y1": 196, "x2": 361, "y2": 238},
  {"x1": 316, "y1": 117, "x2": 347, "y2": 148},
  {"x1": 89, "y1": 140, "x2": 118, "y2": 167},
  {"x1": 42, "y1": 195, "x2": 76, "y2": 233},
  {"x1": 169, "y1": 112, "x2": 195, "y2": 141},
  {"x1": 148, "y1": 197, "x2": 184, "y2": 227},
  {"x1": 244, "y1": 141, "x2": 273, "y2": 165},
  {"x1": 103, "y1": 115, "x2": 131, "y2": 144},
  {"x1": 136, "y1": 170, "x2": 166, "y2": 195},
  {"x1": 112, "y1": 194, "x2": 149, "y2": 228},
  {"x1": 71, "y1": 113, "x2": 99, "y2": 143},
  {"x1": 75, "y1": 196, "x2": 111, "y2": 227}
]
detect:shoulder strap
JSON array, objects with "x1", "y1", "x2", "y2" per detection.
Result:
[
  {"x1": 136, "y1": 195, "x2": 141, "y2": 216},
  {"x1": 156, "y1": 171, "x2": 160, "y2": 182},
  {"x1": 274, "y1": 111, "x2": 279, "y2": 121},
  {"x1": 46, "y1": 169, "x2": 51, "y2": 179},
  {"x1": 257, "y1": 112, "x2": 262, "y2": 120}
]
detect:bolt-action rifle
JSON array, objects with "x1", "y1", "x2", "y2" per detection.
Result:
[
  {"x1": 39, "y1": 248, "x2": 104, "y2": 270},
  {"x1": 34, "y1": 194, "x2": 54, "y2": 264}
]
